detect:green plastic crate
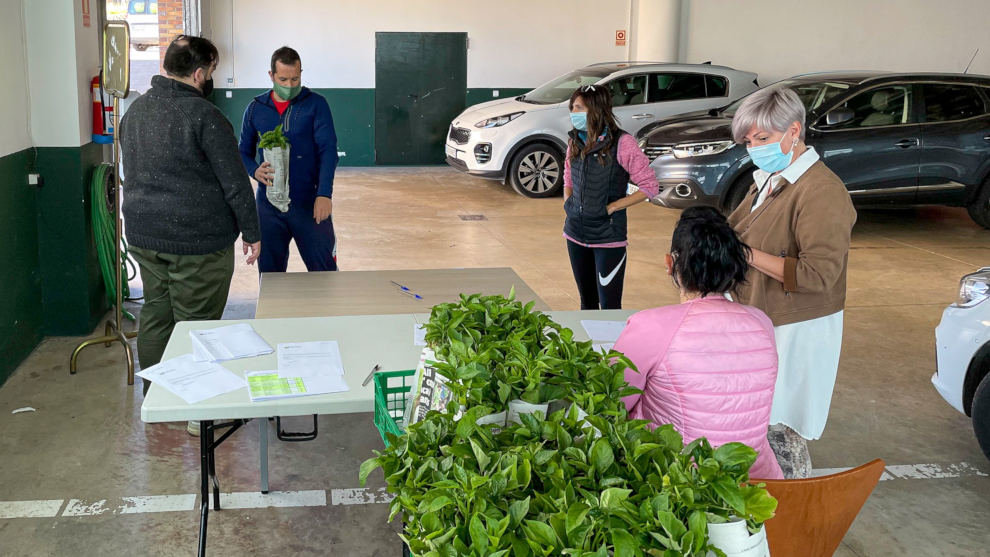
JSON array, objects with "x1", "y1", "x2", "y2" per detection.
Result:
[{"x1": 374, "y1": 369, "x2": 416, "y2": 447}]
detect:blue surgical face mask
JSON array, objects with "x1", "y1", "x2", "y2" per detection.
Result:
[
  {"x1": 747, "y1": 131, "x2": 797, "y2": 173},
  {"x1": 570, "y1": 111, "x2": 588, "y2": 131}
]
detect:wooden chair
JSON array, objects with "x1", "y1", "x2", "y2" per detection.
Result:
[{"x1": 753, "y1": 459, "x2": 885, "y2": 557}]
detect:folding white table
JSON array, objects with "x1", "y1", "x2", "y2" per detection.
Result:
[{"x1": 141, "y1": 309, "x2": 634, "y2": 556}]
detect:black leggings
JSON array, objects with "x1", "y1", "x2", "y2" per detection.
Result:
[{"x1": 567, "y1": 241, "x2": 627, "y2": 310}]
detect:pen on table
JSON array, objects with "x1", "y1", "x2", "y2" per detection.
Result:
[
  {"x1": 390, "y1": 280, "x2": 424, "y2": 300},
  {"x1": 362, "y1": 364, "x2": 382, "y2": 387}
]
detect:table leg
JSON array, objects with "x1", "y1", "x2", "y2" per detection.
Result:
[
  {"x1": 260, "y1": 418, "x2": 269, "y2": 494},
  {"x1": 208, "y1": 423, "x2": 220, "y2": 510},
  {"x1": 198, "y1": 419, "x2": 213, "y2": 557}
]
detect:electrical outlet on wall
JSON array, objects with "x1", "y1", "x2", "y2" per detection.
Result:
[
  {"x1": 226, "y1": 91, "x2": 233, "y2": 98},
  {"x1": 493, "y1": 90, "x2": 499, "y2": 97},
  {"x1": 28, "y1": 173, "x2": 43, "y2": 187}
]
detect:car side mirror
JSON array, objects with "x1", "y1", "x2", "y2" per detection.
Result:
[{"x1": 824, "y1": 107, "x2": 855, "y2": 127}]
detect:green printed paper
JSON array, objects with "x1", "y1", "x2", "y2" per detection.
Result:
[{"x1": 248, "y1": 373, "x2": 307, "y2": 400}]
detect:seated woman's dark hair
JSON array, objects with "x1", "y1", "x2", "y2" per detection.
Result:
[{"x1": 669, "y1": 206, "x2": 751, "y2": 297}]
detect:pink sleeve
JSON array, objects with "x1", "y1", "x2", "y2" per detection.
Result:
[
  {"x1": 564, "y1": 144, "x2": 573, "y2": 190},
  {"x1": 617, "y1": 134, "x2": 660, "y2": 199}
]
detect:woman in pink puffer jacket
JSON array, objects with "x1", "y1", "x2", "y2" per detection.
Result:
[{"x1": 616, "y1": 207, "x2": 782, "y2": 479}]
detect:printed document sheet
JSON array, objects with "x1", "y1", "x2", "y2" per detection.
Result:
[
  {"x1": 580, "y1": 320, "x2": 626, "y2": 342},
  {"x1": 137, "y1": 354, "x2": 245, "y2": 404},
  {"x1": 190, "y1": 323, "x2": 273, "y2": 362}
]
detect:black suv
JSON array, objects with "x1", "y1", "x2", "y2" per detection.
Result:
[{"x1": 637, "y1": 72, "x2": 990, "y2": 227}]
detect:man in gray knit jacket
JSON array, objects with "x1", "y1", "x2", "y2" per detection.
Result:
[{"x1": 120, "y1": 36, "x2": 260, "y2": 397}]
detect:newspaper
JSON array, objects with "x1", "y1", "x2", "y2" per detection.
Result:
[{"x1": 405, "y1": 348, "x2": 461, "y2": 425}]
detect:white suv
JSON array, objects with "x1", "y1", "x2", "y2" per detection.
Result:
[
  {"x1": 933, "y1": 267, "x2": 990, "y2": 461},
  {"x1": 444, "y1": 62, "x2": 759, "y2": 198}
]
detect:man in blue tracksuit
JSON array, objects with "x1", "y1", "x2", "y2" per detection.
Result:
[{"x1": 239, "y1": 46, "x2": 339, "y2": 272}]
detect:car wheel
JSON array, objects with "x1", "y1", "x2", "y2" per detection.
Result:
[
  {"x1": 973, "y1": 372, "x2": 990, "y2": 461},
  {"x1": 966, "y1": 178, "x2": 990, "y2": 229},
  {"x1": 509, "y1": 143, "x2": 564, "y2": 198},
  {"x1": 721, "y1": 174, "x2": 753, "y2": 215}
]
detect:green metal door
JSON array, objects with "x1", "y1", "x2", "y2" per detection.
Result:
[{"x1": 375, "y1": 32, "x2": 467, "y2": 165}]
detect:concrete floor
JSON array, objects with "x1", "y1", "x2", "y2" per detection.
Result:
[{"x1": 1, "y1": 167, "x2": 989, "y2": 556}]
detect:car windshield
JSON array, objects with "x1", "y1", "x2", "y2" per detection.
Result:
[
  {"x1": 521, "y1": 69, "x2": 613, "y2": 105},
  {"x1": 722, "y1": 79, "x2": 851, "y2": 115}
]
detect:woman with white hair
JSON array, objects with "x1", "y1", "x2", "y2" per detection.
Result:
[{"x1": 726, "y1": 86, "x2": 857, "y2": 478}]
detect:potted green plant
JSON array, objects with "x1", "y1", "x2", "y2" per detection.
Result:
[
  {"x1": 363, "y1": 294, "x2": 778, "y2": 556},
  {"x1": 258, "y1": 124, "x2": 291, "y2": 212}
]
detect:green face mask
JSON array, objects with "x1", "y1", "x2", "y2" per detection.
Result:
[{"x1": 273, "y1": 82, "x2": 301, "y2": 101}]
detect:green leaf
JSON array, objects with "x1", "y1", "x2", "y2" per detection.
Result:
[
  {"x1": 509, "y1": 497, "x2": 531, "y2": 527},
  {"x1": 470, "y1": 438, "x2": 491, "y2": 472},
  {"x1": 590, "y1": 438, "x2": 614, "y2": 472},
  {"x1": 633, "y1": 442, "x2": 660, "y2": 460},
  {"x1": 742, "y1": 485, "x2": 778, "y2": 523},
  {"x1": 611, "y1": 529, "x2": 637, "y2": 557},
  {"x1": 711, "y1": 477, "x2": 746, "y2": 515},
  {"x1": 523, "y1": 520, "x2": 559, "y2": 548},
  {"x1": 469, "y1": 513, "x2": 489, "y2": 551},
  {"x1": 656, "y1": 511, "x2": 687, "y2": 547},
  {"x1": 713, "y1": 442, "x2": 758, "y2": 471},
  {"x1": 427, "y1": 496, "x2": 454, "y2": 513},
  {"x1": 358, "y1": 457, "x2": 379, "y2": 487},
  {"x1": 421, "y1": 511, "x2": 442, "y2": 533},
  {"x1": 687, "y1": 510, "x2": 708, "y2": 553},
  {"x1": 599, "y1": 487, "x2": 632, "y2": 510},
  {"x1": 517, "y1": 458, "x2": 532, "y2": 489},
  {"x1": 535, "y1": 449, "x2": 556, "y2": 466},
  {"x1": 565, "y1": 502, "x2": 590, "y2": 537}
]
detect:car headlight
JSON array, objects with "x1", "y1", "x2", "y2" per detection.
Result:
[
  {"x1": 954, "y1": 267, "x2": 990, "y2": 308},
  {"x1": 672, "y1": 140, "x2": 735, "y2": 159},
  {"x1": 474, "y1": 112, "x2": 524, "y2": 128}
]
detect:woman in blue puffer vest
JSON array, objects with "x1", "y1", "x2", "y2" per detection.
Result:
[{"x1": 563, "y1": 84, "x2": 660, "y2": 309}]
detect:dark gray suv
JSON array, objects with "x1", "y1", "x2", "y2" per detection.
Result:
[{"x1": 637, "y1": 72, "x2": 990, "y2": 227}]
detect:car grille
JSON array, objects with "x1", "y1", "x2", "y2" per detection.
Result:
[
  {"x1": 448, "y1": 126, "x2": 471, "y2": 145},
  {"x1": 643, "y1": 146, "x2": 673, "y2": 162}
]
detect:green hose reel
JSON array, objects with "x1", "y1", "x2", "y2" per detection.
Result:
[{"x1": 91, "y1": 163, "x2": 136, "y2": 321}]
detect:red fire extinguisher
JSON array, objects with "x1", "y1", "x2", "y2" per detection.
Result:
[{"x1": 92, "y1": 74, "x2": 114, "y2": 144}]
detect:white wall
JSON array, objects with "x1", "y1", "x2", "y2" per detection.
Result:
[
  {"x1": 0, "y1": 2, "x2": 32, "y2": 157},
  {"x1": 629, "y1": 0, "x2": 681, "y2": 62},
  {"x1": 24, "y1": 0, "x2": 83, "y2": 147},
  {"x1": 682, "y1": 0, "x2": 990, "y2": 84},
  {"x1": 73, "y1": 0, "x2": 101, "y2": 144},
  {"x1": 205, "y1": 0, "x2": 657, "y2": 89}
]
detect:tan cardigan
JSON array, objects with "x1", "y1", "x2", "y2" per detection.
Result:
[{"x1": 728, "y1": 161, "x2": 857, "y2": 327}]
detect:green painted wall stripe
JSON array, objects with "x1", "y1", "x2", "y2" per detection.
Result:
[
  {"x1": 211, "y1": 88, "x2": 376, "y2": 167},
  {"x1": 0, "y1": 143, "x2": 111, "y2": 387},
  {"x1": 35, "y1": 144, "x2": 108, "y2": 336},
  {"x1": 0, "y1": 148, "x2": 43, "y2": 386},
  {"x1": 210, "y1": 87, "x2": 532, "y2": 167}
]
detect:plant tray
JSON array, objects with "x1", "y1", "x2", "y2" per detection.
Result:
[{"x1": 373, "y1": 369, "x2": 416, "y2": 447}]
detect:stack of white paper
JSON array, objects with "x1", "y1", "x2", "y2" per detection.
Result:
[
  {"x1": 137, "y1": 354, "x2": 245, "y2": 404},
  {"x1": 190, "y1": 323, "x2": 273, "y2": 362},
  {"x1": 246, "y1": 341, "x2": 349, "y2": 402},
  {"x1": 581, "y1": 320, "x2": 626, "y2": 342}
]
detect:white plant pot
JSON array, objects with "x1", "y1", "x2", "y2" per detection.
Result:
[
  {"x1": 706, "y1": 518, "x2": 769, "y2": 557},
  {"x1": 506, "y1": 399, "x2": 550, "y2": 425},
  {"x1": 263, "y1": 145, "x2": 291, "y2": 212},
  {"x1": 476, "y1": 411, "x2": 507, "y2": 428}
]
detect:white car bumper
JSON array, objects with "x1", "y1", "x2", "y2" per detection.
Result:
[
  {"x1": 444, "y1": 125, "x2": 510, "y2": 179},
  {"x1": 933, "y1": 304, "x2": 985, "y2": 414}
]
